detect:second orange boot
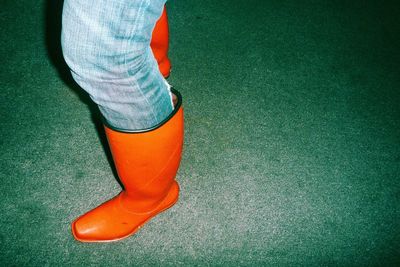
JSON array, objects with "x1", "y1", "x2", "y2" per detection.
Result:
[{"x1": 151, "y1": 6, "x2": 172, "y2": 78}]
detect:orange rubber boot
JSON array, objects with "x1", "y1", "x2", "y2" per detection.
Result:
[
  {"x1": 150, "y1": 6, "x2": 171, "y2": 78},
  {"x1": 71, "y1": 90, "x2": 184, "y2": 242}
]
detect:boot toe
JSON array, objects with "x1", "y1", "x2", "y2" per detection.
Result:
[
  {"x1": 71, "y1": 200, "x2": 121, "y2": 242},
  {"x1": 71, "y1": 216, "x2": 102, "y2": 242}
]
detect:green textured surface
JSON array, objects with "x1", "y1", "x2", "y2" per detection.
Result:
[{"x1": 1, "y1": 0, "x2": 400, "y2": 266}]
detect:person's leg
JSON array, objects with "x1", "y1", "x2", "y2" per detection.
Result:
[
  {"x1": 62, "y1": 0, "x2": 173, "y2": 131},
  {"x1": 61, "y1": 0, "x2": 183, "y2": 242}
]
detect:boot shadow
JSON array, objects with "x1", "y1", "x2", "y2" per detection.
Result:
[{"x1": 44, "y1": 0, "x2": 123, "y2": 189}]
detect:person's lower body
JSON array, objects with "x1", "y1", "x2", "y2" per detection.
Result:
[{"x1": 61, "y1": 0, "x2": 183, "y2": 242}]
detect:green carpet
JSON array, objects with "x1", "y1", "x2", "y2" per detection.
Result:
[{"x1": 1, "y1": 0, "x2": 399, "y2": 266}]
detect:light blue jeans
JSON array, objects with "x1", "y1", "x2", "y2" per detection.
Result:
[{"x1": 61, "y1": 0, "x2": 173, "y2": 131}]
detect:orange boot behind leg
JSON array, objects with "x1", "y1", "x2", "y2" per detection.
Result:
[{"x1": 151, "y1": 6, "x2": 171, "y2": 78}]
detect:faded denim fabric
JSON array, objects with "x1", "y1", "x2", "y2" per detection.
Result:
[{"x1": 61, "y1": 0, "x2": 173, "y2": 131}]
